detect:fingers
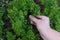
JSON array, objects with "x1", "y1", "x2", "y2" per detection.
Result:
[
  {"x1": 29, "y1": 15, "x2": 49, "y2": 25},
  {"x1": 29, "y1": 15, "x2": 38, "y2": 23},
  {"x1": 31, "y1": 21, "x2": 36, "y2": 25},
  {"x1": 36, "y1": 15, "x2": 42, "y2": 19},
  {"x1": 37, "y1": 15, "x2": 49, "y2": 20}
]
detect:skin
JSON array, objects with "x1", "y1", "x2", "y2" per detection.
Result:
[{"x1": 29, "y1": 15, "x2": 60, "y2": 40}]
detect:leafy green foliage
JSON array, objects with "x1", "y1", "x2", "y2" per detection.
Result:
[
  {"x1": 0, "y1": 8, "x2": 4, "y2": 40},
  {"x1": 7, "y1": 0, "x2": 41, "y2": 40},
  {"x1": 5, "y1": 0, "x2": 60, "y2": 40},
  {"x1": 40, "y1": 0, "x2": 60, "y2": 31},
  {"x1": 55, "y1": 9, "x2": 60, "y2": 32},
  {"x1": 6, "y1": 31, "x2": 16, "y2": 40}
]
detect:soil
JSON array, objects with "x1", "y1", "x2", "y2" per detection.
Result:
[{"x1": 58, "y1": 0, "x2": 60, "y2": 7}]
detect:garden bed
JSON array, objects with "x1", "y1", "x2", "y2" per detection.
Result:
[{"x1": 0, "y1": 0, "x2": 60, "y2": 40}]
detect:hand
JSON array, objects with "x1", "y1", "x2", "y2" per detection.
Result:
[
  {"x1": 29, "y1": 15, "x2": 60, "y2": 40},
  {"x1": 29, "y1": 15, "x2": 50, "y2": 31}
]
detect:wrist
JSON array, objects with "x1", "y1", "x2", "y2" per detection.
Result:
[
  {"x1": 37, "y1": 25, "x2": 51, "y2": 31},
  {"x1": 38, "y1": 27, "x2": 53, "y2": 40}
]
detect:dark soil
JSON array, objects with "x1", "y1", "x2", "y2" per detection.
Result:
[
  {"x1": 33, "y1": 0, "x2": 44, "y2": 13},
  {"x1": 58, "y1": 0, "x2": 60, "y2": 7}
]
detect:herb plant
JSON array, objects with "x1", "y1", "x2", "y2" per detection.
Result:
[{"x1": 0, "y1": 0, "x2": 60, "y2": 40}]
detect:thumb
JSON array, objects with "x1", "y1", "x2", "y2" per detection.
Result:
[{"x1": 29, "y1": 15, "x2": 38, "y2": 23}]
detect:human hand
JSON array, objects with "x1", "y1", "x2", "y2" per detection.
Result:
[
  {"x1": 29, "y1": 15, "x2": 50, "y2": 31},
  {"x1": 29, "y1": 15, "x2": 60, "y2": 40}
]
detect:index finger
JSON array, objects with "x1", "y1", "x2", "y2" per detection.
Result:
[{"x1": 29, "y1": 15, "x2": 38, "y2": 23}]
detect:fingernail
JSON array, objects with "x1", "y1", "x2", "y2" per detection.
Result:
[{"x1": 29, "y1": 15, "x2": 32, "y2": 18}]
